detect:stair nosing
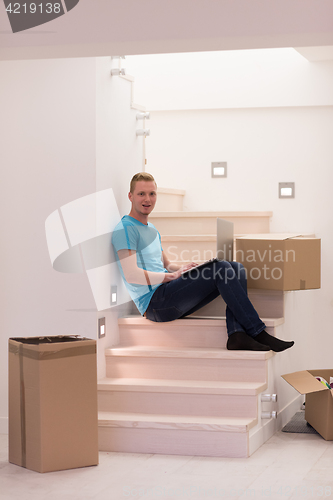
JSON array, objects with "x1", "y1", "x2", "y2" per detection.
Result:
[
  {"x1": 98, "y1": 411, "x2": 257, "y2": 432},
  {"x1": 160, "y1": 233, "x2": 250, "y2": 241},
  {"x1": 98, "y1": 377, "x2": 266, "y2": 395},
  {"x1": 161, "y1": 234, "x2": 217, "y2": 241},
  {"x1": 150, "y1": 211, "x2": 273, "y2": 218},
  {"x1": 105, "y1": 345, "x2": 273, "y2": 360},
  {"x1": 118, "y1": 315, "x2": 284, "y2": 328}
]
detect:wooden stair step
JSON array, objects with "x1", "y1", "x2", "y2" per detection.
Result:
[
  {"x1": 98, "y1": 377, "x2": 266, "y2": 418},
  {"x1": 151, "y1": 211, "x2": 273, "y2": 218},
  {"x1": 98, "y1": 411, "x2": 256, "y2": 457},
  {"x1": 161, "y1": 235, "x2": 216, "y2": 261},
  {"x1": 160, "y1": 233, "x2": 262, "y2": 241},
  {"x1": 150, "y1": 211, "x2": 272, "y2": 235},
  {"x1": 160, "y1": 233, "x2": 250, "y2": 262},
  {"x1": 106, "y1": 345, "x2": 273, "y2": 359},
  {"x1": 105, "y1": 345, "x2": 273, "y2": 382},
  {"x1": 98, "y1": 377, "x2": 266, "y2": 395},
  {"x1": 98, "y1": 411, "x2": 256, "y2": 431},
  {"x1": 118, "y1": 316, "x2": 284, "y2": 347},
  {"x1": 161, "y1": 234, "x2": 217, "y2": 241},
  {"x1": 119, "y1": 316, "x2": 283, "y2": 327},
  {"x1": 155, "y1": 188, "x2": 185, "y2": 211},
  {"x1": 157, "y1": 188, "x2": 186, "y2": 195}
]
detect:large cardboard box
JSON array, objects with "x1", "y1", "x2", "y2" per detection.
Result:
[
  {"x1": 235, "y1": 233, "x2": 321, "y2": 291},
  {"x1": 282, "y1": 369, "x2": 333, "y2": 440},
  {"x1": 8, "y1": 335, "x2": 99, "y2": 473}
]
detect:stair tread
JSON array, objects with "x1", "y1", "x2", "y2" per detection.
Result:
[
  {"x1": 105, "y1": 345, "x2": 273, "y2": 360},
  {"x1": 98, "y1": 411, "x2": 257, "y2": 432},
  {"x1": 160, "y1": 233, "x2": 251, "y2": 241},
  {"x1": 118, "y1": 315, "x2": 284, "y2": 328},
  {"x1": 98, "y1": 377, "x2": 266, "y2": 395},
  {"x1": 161, "y1": 234, "x2": 217, "y2": 241},
  {"x1": 150, "y1": 211, "x2": 273, "y2": 218}
]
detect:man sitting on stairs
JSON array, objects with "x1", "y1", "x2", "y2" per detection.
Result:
[{"x1": 112, "y1": 172, "x2": 294, "y2": 352}]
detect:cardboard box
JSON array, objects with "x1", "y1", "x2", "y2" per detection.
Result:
[
  {"x1": 282, "y1": 369, "x2": 333, "y2": 440},
  {"x1": 235, "y1": 233, "x2": 321, "y2": 291},
  {"x1": 8, "y1": 336, "x2": 99, "y2": 473}
]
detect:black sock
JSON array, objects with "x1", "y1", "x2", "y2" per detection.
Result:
[
  {"x1": 227, "y1": 331, "x2": 270, "y2": 351},
  {"x1": 255, "y1": 331, "x2": 294, "y2": 352}
]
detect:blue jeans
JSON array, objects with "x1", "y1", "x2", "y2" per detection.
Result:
[{"x1": 145, "y1": 261, "x2": 266, "y2": 337}]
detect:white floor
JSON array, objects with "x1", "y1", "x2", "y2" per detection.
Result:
[{"x1": 1, "y1": 431, "x2": 333, "y2": 500}]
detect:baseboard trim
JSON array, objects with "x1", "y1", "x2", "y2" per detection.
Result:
[
  {"x1": 249, "y1": 395, "x2": 302, "y2": 456},
  {"x1": 0, "y1": 417, "x2": 8, "y2": 435}
]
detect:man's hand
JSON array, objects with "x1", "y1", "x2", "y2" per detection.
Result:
[
  {"x1": 180, "y1": 262, "x2": 199, "y2": 273},
  {"x1": 163, "y1": 262, "x2": 198, "y2": 282}
]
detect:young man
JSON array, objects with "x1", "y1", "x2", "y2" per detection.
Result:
[{"x1": 112, "y1": 172, "x2": 294, "y2": 352}]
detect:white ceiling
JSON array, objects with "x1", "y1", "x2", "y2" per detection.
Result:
[{"x1": 1, "y1": 0, "x2": 333, "y2": 60}]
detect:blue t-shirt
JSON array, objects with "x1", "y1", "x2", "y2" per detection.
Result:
[{"x1": 112, "y1": 215, "x2": 168, "y2": 314}]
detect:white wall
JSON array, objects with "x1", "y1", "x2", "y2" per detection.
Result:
[
  {"x1": 145, "y1": 106, "x2": 332, "y2": 220},
  {"x1": 0, "y1": 57, "x2": 97, "y2": 433}
]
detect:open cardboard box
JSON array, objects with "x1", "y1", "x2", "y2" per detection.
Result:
[
  {"x1": 235, "y1": 233, "x2": 321, "y2": 291},
  {"x1": 282, "y1": 369, "x2": 333, "y2": 440},
  {"x1": 8, "y1": 335, "x2": 99, "y2": 473}
]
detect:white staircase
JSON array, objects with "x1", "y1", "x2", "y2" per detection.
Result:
[
  {"x1": 98, "y1": 189, "x2": 283, "y2": 458},
  {"x1": 98, "y1": 316, "x2": 275, "y2": 457}
]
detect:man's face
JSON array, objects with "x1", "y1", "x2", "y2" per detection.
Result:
[{"x1": 129, "y1": 180, "x2": 157, "y2": 217}]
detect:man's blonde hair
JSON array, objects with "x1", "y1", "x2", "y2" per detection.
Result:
[{"x1": 130, "y1": 172, "x2": 157, "y2": 193}]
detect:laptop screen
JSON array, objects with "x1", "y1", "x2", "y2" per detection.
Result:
[{"x1": 216, "y1": 218, "x2": 234, "y2": 262}]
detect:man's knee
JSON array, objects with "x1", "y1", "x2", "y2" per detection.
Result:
[
  {"x1": 230, "y1": 261, "x2": 246, "y2": 279},
  {"x1": 214, "y1": 260, "x2": 248, "y2": 284},
  {"x1": 214, "y1": 260, "x2": 235, "y2": 283}
]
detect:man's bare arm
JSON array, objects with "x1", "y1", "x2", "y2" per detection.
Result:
[
  {"x1": 117, "y1": 249, "x2": 182, "y2": 284},
  {"x1": 162, "y1": 251, "x2": 181, "y2": 272}
]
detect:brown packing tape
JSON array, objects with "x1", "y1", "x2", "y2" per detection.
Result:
[
  {"x1": 9, "y1": 342, "x2": 96, "y2": 361},
  {"x1": 19, "y1": 344, "x2": 26, "y2": 468},
  {"x1": 300, "y1": 280, "x2": 306, "y2": 290}
]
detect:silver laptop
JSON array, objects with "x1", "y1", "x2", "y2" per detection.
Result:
[
  {"x1": 216, "y1": 218, "x2": 234, "y2": 261},
  {"x1": 180, "y1": 218, "x2": 234, "y2": 275}
]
